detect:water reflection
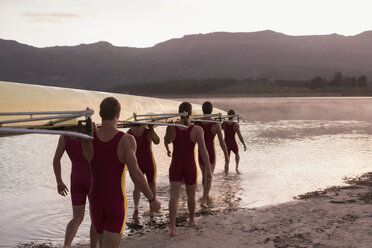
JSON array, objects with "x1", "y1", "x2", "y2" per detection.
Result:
[
  {"x1": 2, "y1": 97, "x2": 372, "y2": 247},
  {"x1": 211, "y1": 173, "x2": 243, "y2": 210}
]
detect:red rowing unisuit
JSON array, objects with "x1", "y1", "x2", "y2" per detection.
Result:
[
  {"x1": 196, "y1": 122, "x2": 216, "y2": 165},
  {"x1": 224, "y1": 122, "x2": 238, "y2": 155},
  {"x1": 127, "y1": 128, "x2": 157, "y2": 183},
  {"x1": 64, "y1": 136, "x2": 91, "y2": 206},
  {"x1": 89, "y1": 131, "x2": 127, "y2": 234},
  {"x1": 169, "y1": 125, "x2": 197, "y2": 185}
]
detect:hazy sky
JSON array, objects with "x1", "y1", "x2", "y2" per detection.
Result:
[{"x1": 0, "y1": 0, "x2": 371, "y2": 48}]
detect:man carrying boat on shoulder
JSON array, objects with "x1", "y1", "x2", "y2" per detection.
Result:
[
  {"x1": 222, "y1": 109, "x2": 247, "y2": 174},
  {"x1": 82, "y1": 97, "x2": 160, "y2": 248},
  {"x1": 164, "y1": 102, "x2": 211, "y2": 237},
  {"x1": 127, "y1": 125, "x2": 160, "y2": 223},
  {"x1": 53, "y1": 135, "x2": 98, "y2": 248},
  {"x1": 195, "y1": 101, "x2": 229, "y2": 207}
]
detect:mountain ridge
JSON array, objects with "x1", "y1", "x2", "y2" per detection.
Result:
[{"x1": 1, "y1": 30, "x2": 371, "y2": 91}]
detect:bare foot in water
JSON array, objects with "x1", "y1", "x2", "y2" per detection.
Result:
[
  {"x1": 236, "y1": 168, "x2": 240, "y2": 174},
  {"x1": 200, "y1": 196, "x2": 208, "y2": 208},
  {"x1": 201, "y1": 198, "x2": 209, "y2": 208},
  {"x1": 189, "y1": 219, "x2": 197, "y2": 227},
  {"x1": 150, "y1": 210, "x2": 155, "y2": 219},
  {"x1": 133, "y1": 210, "x2": 139, "y2": 224},
  {"x1": 201, "y1": 202, "x2": 208, "y2": 208}
]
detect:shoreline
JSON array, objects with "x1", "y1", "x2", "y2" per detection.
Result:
[
  {"x1": 76, "y1": 173, "x2": 372, "y2": 248},
  {"x1": 17, "y1": 173, "x2": 372, "y2": 247}
]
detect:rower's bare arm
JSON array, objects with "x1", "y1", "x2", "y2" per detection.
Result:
[
  {"x1": 164, "y1": 126, "x2": 175, "y2": 144},
  {"x1": 53, "y1": 136, "x2": 68, "y2": 196},
  {"x1": 216, "y1": 124, "x2": 229, "y2": 161},
  {"x1": 235, "y1": 124, "x2": 247, "y2": 151},
  {"x1": 195, "y1": 127, "x2": 212, "y2": 179},
  {"x1": 164, "y1": 126, "x2": 175, "y2": 157},
  {"x1": 121, "y1": 135, "x2": 159, "y2": 208},
  {"x1": 121, "y1": 135, "x2": 161, "y2": 212},
  {"x1": 165, "y1": 143, "x2": 171, "y2": 157},
  {"x1": 148, "y1": 126, "x2": 160, "y2": 144}
]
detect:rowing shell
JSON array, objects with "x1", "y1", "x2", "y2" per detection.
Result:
[
  {"x1": 0, "y1": 127, "x2": 93, "y2": 139},
  {"x1": 190, "y1": 113, "x2": 222, "y2": 119},
  {"x1": 220, "y1": 114, "x2": 245, "y2": 122},
  {"x1": 0, "y1": 109, "x2": 94, "y2": 139},
  {"x1": 118, "y1": 121, "x2": 187, "y2": 128},
  {"x1": 190, "y1": 119, "x2": 222, "y2": 124},
  {"x1": 222, "y1": 120, "x2": 240, "y2": 123},
  {"x1": 0, "y1": 109, "x2": 94, "y2": 125},
  {"x1": 133, "y1": 112, "x2": 188, "y2": 121}
]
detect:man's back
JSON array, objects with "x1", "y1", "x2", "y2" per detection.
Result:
[
  {"x1": 127, "y1": 127, "x2": 153, "y2": 167},
  {"x1": 90, "y1": 131, "x2": 126, "y2": 196},
  {"x1": 172, "y1": 125, "x2": 196, "y2": 159},
  {"x1": 81, "y1": 96, "x2": 160, "y2": 247},
  {"x1": 64, "y1": 136, "x2": 90, "y2": 173},
  {"x1": 90, "y1": 130, "x2": 127, "y2": 234}
]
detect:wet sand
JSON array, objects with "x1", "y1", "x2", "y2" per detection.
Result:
[{"x1": 77, "y1": 173, "x2": 372, "y2": 248}]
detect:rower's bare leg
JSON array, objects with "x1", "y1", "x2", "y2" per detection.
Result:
[
  {"x1": 225, "y1": 154, "x2": 230, "y2": 175},
  {"x1": 102, "y1": 230, "x2": 122, "y2": 248},
  {"x1": 235, "y1": 152, "x2": 240, "y2": 174},
  {"x1": 132, "y1": 186, "x2": 140, "y2": 224},
  {"x1": 89, "y1": 224, "x2": 98, "y2": 248},
  {"x1": 206, "y1": 163, "x2": 216, "y2": 202},
  {"x1": 186, "y1": 184, "x2": 197, "y2": 227},
  {"x1": 97, "y1": 233, "x2": 103, "y2": 248},
  {"x1": 148, "y1": 182, "x2": 156, "y2": 218},
  {"x1": 199, "y1": 163, "x2": 206, "y2": 186},
  {"x1": 201, "y1": 165, "x2": 212, "y2": 207},
  {"x1": 210, "y1": 163, "x2": 216, "y2": 174},
  {"x1": 63, "y1": 204, "x2": 85, "y2": 248},
  {"x1": 169, "y1": 182, "x2": 182, "y2": 237}
]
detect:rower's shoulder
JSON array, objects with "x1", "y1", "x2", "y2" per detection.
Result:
[
  {"x1": 166, "y1": 125, "x2": 176, "y2": 133},
  {"x1": 191, "y1": 124, "x2": 204, "y2": 135},
  {"x1": 120, "y1": 132, "x2": 136, "y2": 146},
  {"x1": 233, "y1": 122, "x2": 240, "y2": 130},
  {"x1": 212, "y1": 122, "x2": 222, "y2": 132}
]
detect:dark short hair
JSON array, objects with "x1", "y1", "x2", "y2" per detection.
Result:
[
  {"x1": 202, "y1": 101, "x2": 213, "y2": 114},
  {"x1": 179, "y1": 102, "x2": 192, "y2": 117},
  {"x1": 227, "y1": 109, "x2": 235, "y2": 119},
  {"x1": 99, "y1": 97, "x2": 121, "y2": 121}
]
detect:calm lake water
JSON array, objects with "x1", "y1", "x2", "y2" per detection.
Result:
[{"x1": 1, "y1": 97, "x2": 372, "y2": 247}]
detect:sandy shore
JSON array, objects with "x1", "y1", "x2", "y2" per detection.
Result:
[{"x1": 77, "y1": 173, "x2": 372, "y2": 248}]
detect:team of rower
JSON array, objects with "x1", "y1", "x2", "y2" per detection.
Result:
[{"x1": 53, "y1": 97, "x2": 246, "y2": 248}]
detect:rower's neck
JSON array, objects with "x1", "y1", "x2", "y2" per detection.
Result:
[
  {"x1": 180, "y1": 117, "x2": 191, "y2": 126},
  {"x1": 100, "y1": 119, "x2": 118, "y2": 131}
]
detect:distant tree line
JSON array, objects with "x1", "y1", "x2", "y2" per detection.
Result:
[
  {"x1": 276, "y1": 72, "x2": 368, "y2": 89},
  {"x1": 310, "y1": 72, "x2": 368, "y2": 89},
  {"x1": 109, "y1": 72, "x2": 369, "y2": 96}
]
